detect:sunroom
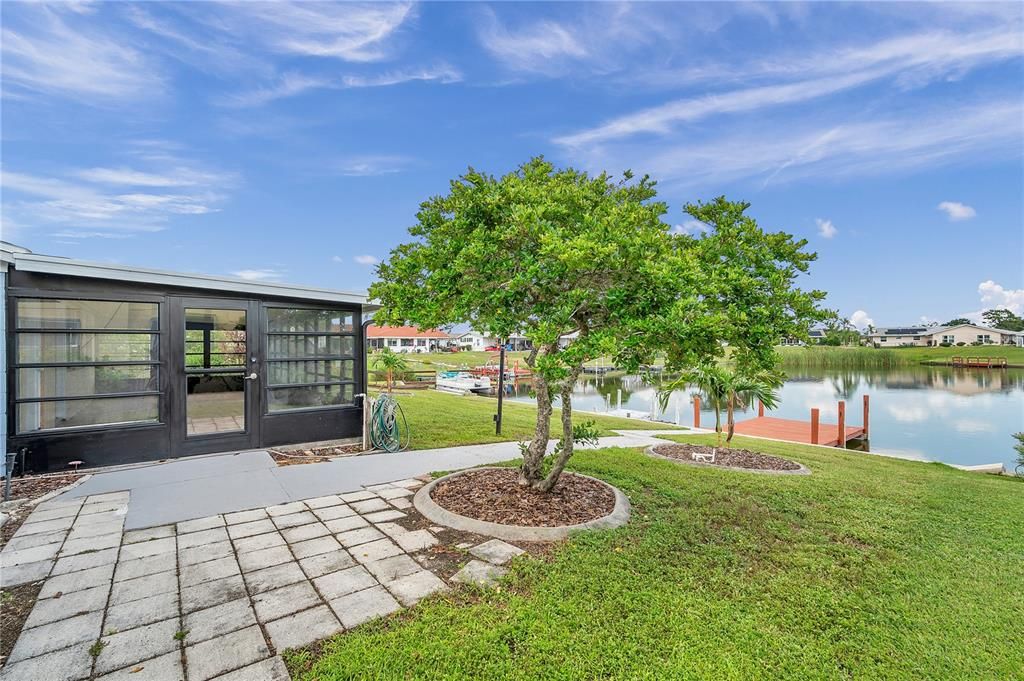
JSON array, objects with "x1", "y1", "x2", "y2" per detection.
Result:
[{"x1": 1, "y1": 245, "x2": 372, "y2": 472}]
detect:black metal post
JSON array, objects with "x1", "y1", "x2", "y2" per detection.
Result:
[{"x1": 494, "y1": 341, "x2": 506, "y2": 435}]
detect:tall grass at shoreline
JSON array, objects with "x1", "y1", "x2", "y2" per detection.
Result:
[{"x1": 777, "y1": 346, "x2": 905, "y2": 368}]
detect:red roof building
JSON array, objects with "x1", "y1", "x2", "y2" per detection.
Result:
[{"x1": 367, "y1": 325, "x2": 452, "y2": 352}]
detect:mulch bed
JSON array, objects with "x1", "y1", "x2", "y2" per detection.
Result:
[
  {"x1": 1, "y1": 474, "x2": 84, "y2": 547},
  {"x1": 430, "y1": 468, "x2": 615, "y2": 527},
  {"x1": 652, "y1": 443, "x2": 802, "y2": 471},
  {"x1": 269, "y1": 445, "x2": 363, "y2": 467},
  {"x1": 0, "y1": 582, "x2": 42, "y2": 665}
]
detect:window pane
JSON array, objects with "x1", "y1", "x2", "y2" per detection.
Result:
[
  {"x1": 18, "y1": 333, "x2": 158, "y2": 363},
  {"x1": 18, "y1": 299, "x2": 158, "y2": 330},
  {"x1": 267, "y1": 360, "x2": 353, "y2": 386},
  {"x1": 268, "y1": 308, "x2": 354, "y2": 333},
  {"x1": 17, "y1": 396, "x2": 158, "y2": 433},
  {"x1": 267, "y1": 335, "x2": 353, "y2": 358},
  {"x1": 187, "y1": 374, "x2": 245, "y2": 435},
  {"x1": 18, "y1": 365, "x2": 158, "y2": 398},
  {"x1": 268, "y1": 384, "x2": 354, "y2": 412},
  {"x1": 185, "y1": 309, "x2": 247, "y2": 369}
]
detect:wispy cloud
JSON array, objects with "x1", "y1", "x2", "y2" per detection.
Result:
[
  {"x1": 937, "y1": 201, "x2": 976, "y2": 221},
  {"x1": 478, "y1": 9, "x2": 588, "y2": 74},
  {"x1": 215, "y1": 2, "x2": 414, "y2": 62},
  {"x1": 670, "y1": 220, "x2": 709, "y2": 236},
  {"x1": 1, "y1": 5, "x2": 161, "y2": 101},
  {"x1": 353, "y1": 255, "x2": 380, "y2": 265},
  {"x1": 1, "y1": 154, "x2": 235, "y2": 237},
  {"x1": 978, "y1": 280, "x2": 1024, "y2": 316},
  {"x1": 816, "y1": 218, "x2": 838, "y2": 239},
  {"x1": 571, "y1": 99, "x2": 1022, "y2": 188},
  {"x1": 334, "y1": 155, "x2": 412, "y2": 177},
  {"x1": 231, "y1": 269, "x2": 285, "y2": 281},
  {"x1": 555, "y1": 26, "x2": 1023, "y2": 147},
  {"x1": 342, "y1": 64, "x2": 462, "y2": 88}
]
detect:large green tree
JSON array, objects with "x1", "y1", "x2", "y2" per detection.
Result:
[
  {"x1": 372, "y1": 161, "x2": 826, "y2": 492},
  {"x1": 982, "y1": 309, "x2": 1024, "y2": 332}
]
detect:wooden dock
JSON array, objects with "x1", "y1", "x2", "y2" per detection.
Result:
[
  {"x1": 950, "y1": 356, "x2": 1008, "y2": 368},
  {"x1": 693, "y1": 395, "x2": 869, "y2": 447}
]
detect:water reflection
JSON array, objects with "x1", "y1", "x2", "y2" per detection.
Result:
[{"x1": 498, "y1": 366, "x2": 1024, "y2": 469}]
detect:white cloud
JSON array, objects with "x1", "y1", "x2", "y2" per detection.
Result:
[
  {"x1": 977, "y1": 280, "x2": 1024, "y2": 316},
  {"x1": 335, "y1": 155, "x2": 412, "y2": 177},
  {"x1": 331, "y1": 256, "x2": 345, "y2": 263},
  {"x1": 477, "y1": 9, "x2": 588, "y2": 73},
  {"x1": 218, "y1": 2, "x2": 414, "y2": 62},
  {"x1": 1, "y1": 154, "x2": 234, "y2": 237},
  {"x1": 354, "y1": 255, "x2": 379, "y2": 266},
  {"x1": 231, "y1": 269, "x2": 284, "y2": 281},
  {"x1": 937, "y1": 201, "x2": 976, "y2": 221},
  {"x1": 849, "y1": 310, "x2": 874, "y2": 330},
  {"x1": 816, "y1": 218, "x2": 838, "y2": 239},
  {"x1": 567, "y1": 99, "x2": 1022, "y2": 188},
  {"x1": 555, "y1": 25, "x2": 1023, "y2": 147},
  {"x1": 222, "y1": 64, "x2": 461, "y2": 107},
  {"x1": 1, "y1": 5, "x2": 161, "y2": 101},
  {"x1": 670, "y1": 220, "x2": 709, "y2": 236}
]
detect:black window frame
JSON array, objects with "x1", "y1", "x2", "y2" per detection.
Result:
[
  {"x1": 262, "y1": 303, "x2": 357, "y2": 414},
  {"x1": 11, "y1": 296, "x2": 163, "y2": 435}
]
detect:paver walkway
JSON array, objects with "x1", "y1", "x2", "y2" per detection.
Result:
[{"x1": 1, "y1": 478, "x2": 526, "y2": 680}]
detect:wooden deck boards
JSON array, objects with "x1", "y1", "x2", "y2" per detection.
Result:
[{"x1": 733, "y1": 416, "x2": 865, "y2": 447}]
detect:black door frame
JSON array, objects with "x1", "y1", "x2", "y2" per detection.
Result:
[{"x1": 169, "y1": 296, "x2": 262, "y2": 457}]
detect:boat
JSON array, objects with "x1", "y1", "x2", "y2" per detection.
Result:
[{"x1": 436, "y1": 371, "x2": 492, "y2": 395}]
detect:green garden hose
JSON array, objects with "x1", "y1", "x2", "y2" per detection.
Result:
[{"x1": 369, "y1": 393, "x2": 410, "y2": 452}]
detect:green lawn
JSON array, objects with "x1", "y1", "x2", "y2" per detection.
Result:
[
  {"x1": 385, "y1": 388, "x2": 677, "y2": 450},
  {"x1": 290, "y1": 433, "x2": 1022, "y2": 680}
]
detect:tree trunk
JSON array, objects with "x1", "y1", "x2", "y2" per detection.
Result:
[
  {"x1": 726, "y1": 394, "x2": 735, "y2": 443},
  {"x1": 387, "y1": 368, "x2": 393, "y2": 393},
  {"x1": 518, "y1": 351, "x2": 553, "y2": 487},
  {"x1": 714, "y1": 401, "x2": 723, "y2": 446},
  {"x1": 535, "y1": 382, "x2": 576, "y2": 492}
]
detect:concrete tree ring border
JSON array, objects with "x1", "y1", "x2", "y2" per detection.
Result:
[
  {"x1": 413, "y1": 467, "x2": 631, "y2": 542},
  {"x1": 645, "y1": 445, "x2": 811, "y2": 475}
]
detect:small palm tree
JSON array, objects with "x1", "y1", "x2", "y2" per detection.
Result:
[
  {"x1": 661, "y1": 362, "x2": 781, "y2": 448},
  {"x1": 373, "y1": 348, "x2": 409, "y2": 393}
]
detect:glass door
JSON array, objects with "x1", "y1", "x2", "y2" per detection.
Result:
[{"x1": 172, "y1": 299, "x2": 260, "y2": 455}]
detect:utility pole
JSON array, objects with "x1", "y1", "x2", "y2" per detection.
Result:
[{"x1": 494, "y1": 341, "x2": 506, "y2": 434}]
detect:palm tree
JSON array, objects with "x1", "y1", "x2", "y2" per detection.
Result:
[
  {"x1": 661, "y1": 362, "x2": 781, "y2": 448},
  {"x1": 373, "y1": 348, "x2": 409, "y2": 393}
]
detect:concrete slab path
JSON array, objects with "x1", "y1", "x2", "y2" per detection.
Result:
[{"x1": 51, "y1": 430, "x2": 681, "y2": 530}]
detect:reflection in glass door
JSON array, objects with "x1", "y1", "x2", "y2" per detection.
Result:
[{"x1": 185, "y1": 308, "x2": 250, "y2": 436}]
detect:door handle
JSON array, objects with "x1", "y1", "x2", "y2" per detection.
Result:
[{"x1": 244, "y1": 373, "x2": 258, "y2": 381}]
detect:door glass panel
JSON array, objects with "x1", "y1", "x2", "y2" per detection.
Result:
[
  {"x1": 185, "y1": 308, "x2": 247, "y2": 436},
  {"x1": 267, "y1": 360, "x2": 353, "y2": 386},
  {"x1": 18, "y1": 365, "x2": 158, "y2": 399},
  {"x1": 18, "y1": 333, "x2": 158, "y2": 363},
  {"x1": 18, "y1": 396, "x2": 158, "y2": 433},
  {"x1": 268, "y1": 384, "x2": 354, "y2": 412},
  {"x1": 17, "y1": 299, "x2": 158, "y2": 330}
]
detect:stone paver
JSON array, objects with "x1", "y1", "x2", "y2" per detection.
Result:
[
  {"x1": 263, "y1": 604, "x2": 341, "y2": 651},
  {"x1": 185, "y1": 625, "x2": 270, "y2": 681},
  {"x1": 95, "y1": 650, "x2": 184, "y2": 680},
  {"x1": 93, "y1": 618, "x2": 180, "y2": 675},
  {"x1": 329, "y1": 585, "x2": 401, "y2": 628},
  {"x1": 2, "y1": 476, "x2": 532, "y2": 681},
  {"x1": 452, "y1": 559, "x2": 509, "y2": 587},
  {"x1": 470, "y1": 538, "x2": 526, "y2": 565}
]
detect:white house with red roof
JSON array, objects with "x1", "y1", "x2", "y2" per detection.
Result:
[{"x1": 367, "y1": 324, "x2": 453, "y2": 353}]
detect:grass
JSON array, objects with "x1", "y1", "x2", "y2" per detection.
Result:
[
  {"x1": 289, "y1": 433, "x2": 1022, "y2": 680},
  {"x1": 385, "y1": 389, "x2": 679, "y2": 450},
  {"x1": 777, "y1": 344, "x2": 1024, "y2": 369}
]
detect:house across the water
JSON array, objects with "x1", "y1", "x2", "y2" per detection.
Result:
[
  {"x1": 865, "y1": 323, "x2": 1024, "y2": 347},
  {"x1": 367, "y1": 325, "x2": 452, "y2": 353},
  {"x1": 1, "y1": 242, "x2": 374, "y2": 473}
]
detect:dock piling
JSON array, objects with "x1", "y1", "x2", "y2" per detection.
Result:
[
  {"x1": 837, "y1": 401, "x2": 846, "y2": 448},
  {"x1": 694, "y1": 396, "x2": 701, "y2": 429},
  {"x1": 810, "y1": 408, "x2": 820, "y2": 445},
  {"x1": 863, "y1": 395, "x2": 870, "y2": 436}
]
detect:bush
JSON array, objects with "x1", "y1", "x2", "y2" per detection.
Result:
[
  {"x1": 956, "y1": 342, "x2": 967, "y2": 346},
  {"x1": 939, "y1": 342, "x2": 952, "y2": 347}
]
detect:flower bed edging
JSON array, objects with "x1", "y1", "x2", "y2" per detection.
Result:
[
  {"x1": 645, "y1": 444, "x2": 811, "y2": 475},
  {"x1": 413, "y1": 467, "x2": 631, "y2": 542}
]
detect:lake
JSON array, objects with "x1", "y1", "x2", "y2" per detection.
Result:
[{"x1": 499, "y1": 366, "x2": 1024, "y2": 470}]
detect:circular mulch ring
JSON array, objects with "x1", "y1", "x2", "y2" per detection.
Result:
[
  {"x1": 646, "y1": 443, "x2": 810, "y2": 475},
  {"x1": 414, "y1": 467, "x2": 631, "y2": 541}
]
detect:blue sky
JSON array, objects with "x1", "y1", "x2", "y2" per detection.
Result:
[{"x1": 2, "y1": 1, "x2": 1022, "y2": 328}]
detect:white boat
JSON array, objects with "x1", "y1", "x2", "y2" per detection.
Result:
[{"x1": 436, "y1": 372, "x2": 492, "y2": 395}]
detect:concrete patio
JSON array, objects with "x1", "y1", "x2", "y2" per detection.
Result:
[{"x1": 0, "y1": 479, "x2": 525, "y2": 680}]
